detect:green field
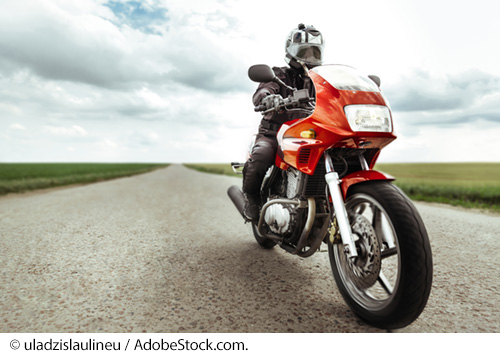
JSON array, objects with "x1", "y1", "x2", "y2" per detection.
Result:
[
  {"x1": 184, "y1": 163, "x2": 241, "y2": 177},
  {"x1": 185, "y1": 162, "x2": 500, "y2": 212},
  {"x1": 375, "y1": 163, "x2": 500, "y2": 211},
  {"x1": 0, "y1": 163, "x2": 169, "y2": 195}
]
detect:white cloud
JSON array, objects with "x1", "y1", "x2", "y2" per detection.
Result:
[
  {"x1": 0, "y1": 0, "x2": 250, "y2": 92},
  {"x1": 0, "y1": 0, "x2": 499, "y2": 163},
  {"x1": 10, "y1": 123, "x2": 25, "y2": 130},
  {"x1": 381, "y1": 122, "x2": 500, "y2": 163},
  {"x1": 43, "y1": 125, "x2": 88, "y2": 137},
  {"x1": 0, "y1": 1, "x2": 131, "y2": 87},
  {"x1": 386, "y1": 69, "x2": 500, "y2": 114},
  {"x1": 136, "y1": 87, "x2": 170, "y2": 109}
]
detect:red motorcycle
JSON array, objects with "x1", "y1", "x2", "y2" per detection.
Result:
[{"x1": 228, "y1": 64, "x2": 433, "y2": 329}]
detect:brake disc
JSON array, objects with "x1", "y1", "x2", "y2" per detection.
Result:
[{"x1": 345, "y1": 215, "x2": 382, "y2": 289}]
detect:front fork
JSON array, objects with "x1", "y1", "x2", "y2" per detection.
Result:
[{"x1": 324, "y1": 153, "x2": 358, "y2": 260}]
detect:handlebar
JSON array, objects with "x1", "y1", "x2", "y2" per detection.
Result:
[
  {"x1": 254, "y1": 104, "x2": 267, "y2": 112},
  {"x1": 254, "y1": 89, "x2": 315, "y2": 113}
]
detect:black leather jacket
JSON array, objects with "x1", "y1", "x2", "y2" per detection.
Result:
[{"x1": 252, "y1": 66, "x2": 315, "y2": 136}]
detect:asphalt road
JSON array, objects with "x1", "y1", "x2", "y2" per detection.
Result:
[{"x1": 0, "y1": 165, "x2": 499, "y2": 333}]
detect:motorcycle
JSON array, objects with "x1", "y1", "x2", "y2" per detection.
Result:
[{"x1": 227, "y1": 63, "x2": 433, "y2": 329}]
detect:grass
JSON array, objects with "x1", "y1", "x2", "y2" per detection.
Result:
[
  {"x1": 0, "y1": 163, "x2": 169, "y2": 195},
  {"x1": 375, "y1": 163, "x2": 500, "y2": 212},
  {"x1": 183, "y1": 163, "x2": 241, "y2": 177},
  {"x1": 185, "y1": 162, "x2": 500, "y2": 213}
]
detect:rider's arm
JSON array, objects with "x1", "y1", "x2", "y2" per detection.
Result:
[
  {"x1": 252, "y1": 81, "x2": 280, "y2": 106},
  {"x1": 252, "y1": 66, "x2": 287, "y2": 106}
]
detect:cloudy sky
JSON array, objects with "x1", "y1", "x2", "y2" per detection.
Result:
[{"x1": 1, "y1": 0, "x2": 499, "y2": 163}]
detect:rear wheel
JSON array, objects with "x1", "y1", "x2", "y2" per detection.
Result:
[
  {"x1": 252, "y1": 223, "x2": 277, "y2": 249},
  {"x1": 328, "y1": 181, "x2": 433, "y2": 329}
]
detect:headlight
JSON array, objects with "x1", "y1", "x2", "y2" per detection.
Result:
[{"x1": 344, "y1": 105, "x2": 392, "y2": 132}]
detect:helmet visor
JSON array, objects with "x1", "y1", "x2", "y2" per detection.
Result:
[{"x1": 288, "y1": 43, "x2": 324, "y2": 66}]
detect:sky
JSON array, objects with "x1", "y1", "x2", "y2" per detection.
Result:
[{"x1": 1, "y1": 0, "x2": 500, "y2": 163}]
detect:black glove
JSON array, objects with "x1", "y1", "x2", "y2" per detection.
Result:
[{"x1": 261, "y1": 94, "x2": 283, "y2": 111}]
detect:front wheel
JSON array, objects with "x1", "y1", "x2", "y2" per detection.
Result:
[{"x1": 328, "y1": 181, "x2": 433, "y2": 329}]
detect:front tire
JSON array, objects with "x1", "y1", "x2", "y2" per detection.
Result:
[{"x1": 328, "y1": 181, "x2": 433, "y2": 329}]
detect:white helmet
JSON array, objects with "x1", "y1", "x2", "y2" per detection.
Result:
[{"x1": 285, "y1": 23, "x2": 324, "y2": 68}]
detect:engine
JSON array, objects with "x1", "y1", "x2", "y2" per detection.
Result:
[
  {"x1": 264, "y1": 202, "x2": 297, "y2": 235},
  {"x1": 264, "y1": 167, "x2": 304, "y2": 236}
]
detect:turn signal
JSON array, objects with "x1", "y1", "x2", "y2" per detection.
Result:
[{"x1": 300, "y1": 129, "x2": 316, "y2": 139}]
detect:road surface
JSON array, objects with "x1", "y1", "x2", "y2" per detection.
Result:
[{"x1": 0, "y1": 165, "x2": 499, "y2": 332}]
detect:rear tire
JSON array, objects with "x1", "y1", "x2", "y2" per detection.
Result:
[
  {"x1": 252, "y1": 223, "x2": 277, "y2": 249},
  {"x1": 329, "y1": 181, "x2": 433, "y2": 329}
]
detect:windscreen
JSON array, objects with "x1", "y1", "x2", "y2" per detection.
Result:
[{"x1": 312, "y1": 65, "x2": 380, "y2": 92}]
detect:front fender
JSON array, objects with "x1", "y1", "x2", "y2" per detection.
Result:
[{"x1": 340, "y1": 170, "x2": 395, "y2": 198}]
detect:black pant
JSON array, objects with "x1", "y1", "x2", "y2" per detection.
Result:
[{"x1": 242, "y1": 134, "x2": 278, "y2": 197}]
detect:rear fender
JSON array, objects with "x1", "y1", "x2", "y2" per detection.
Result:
[{"x1": 340, "y1": 170, "x2": 395, "y2": 199}]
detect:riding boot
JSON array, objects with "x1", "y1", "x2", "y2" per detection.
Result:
[{"x1": 243, "y1": 193, "x2": 260, "y2": 222}]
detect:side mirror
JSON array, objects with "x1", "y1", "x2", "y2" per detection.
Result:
[
  {"x1": 248, "y1": 64, "x2": 276, "y2": 83},
  {"x1": 248, "y1": 64, "x2": 296, "y2": 92},
  {"x1": 368, "y1": 75, "x2": 381, "y2": 88}
]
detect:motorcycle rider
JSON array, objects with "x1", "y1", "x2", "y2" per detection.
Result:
[{"x1": 243, "y1": 23, "x2": 325, "y2": 221}]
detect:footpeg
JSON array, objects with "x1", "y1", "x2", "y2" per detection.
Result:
[{"x1": 230, "y1": 162, "x2": 245, "y2": 174}]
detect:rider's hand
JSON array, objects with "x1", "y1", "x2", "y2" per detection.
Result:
[{"x1": 261, "y1": 94, "x2": 283, "y2": 111}]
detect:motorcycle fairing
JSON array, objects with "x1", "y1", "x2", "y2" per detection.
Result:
[{"x1": 276, "y1": 65, "x2": 397, "y2": 175}]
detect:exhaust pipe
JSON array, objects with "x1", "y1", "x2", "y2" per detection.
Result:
[{"x1": 227, "y1": 185, "x2": 248, "y2": 220}]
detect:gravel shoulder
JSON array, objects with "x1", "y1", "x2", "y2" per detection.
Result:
[{"x1": 1, "y1": 165, "x2": 499, "y2": 333}]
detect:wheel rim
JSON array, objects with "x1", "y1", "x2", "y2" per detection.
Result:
[{"x1": 332, "y1": 193, "x2": 401, "y2": 311}]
